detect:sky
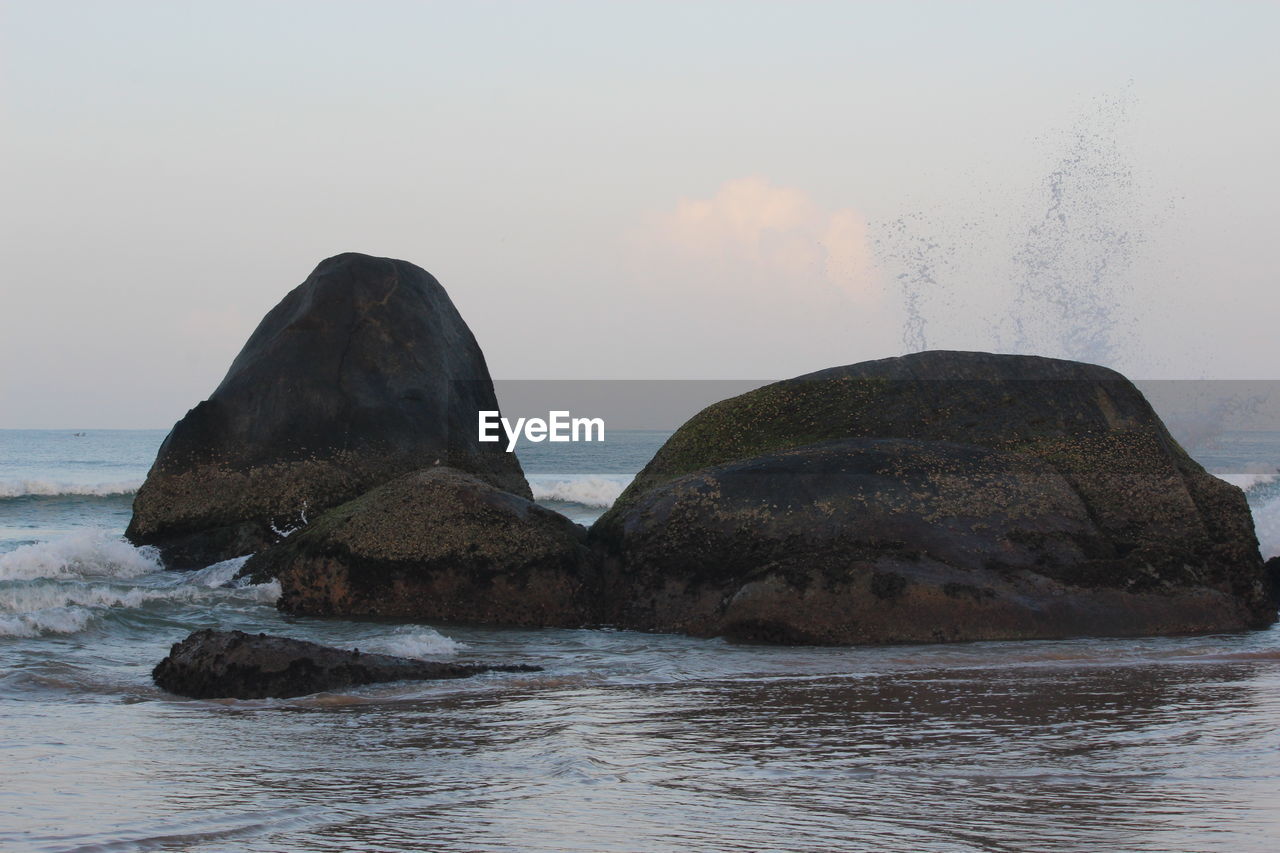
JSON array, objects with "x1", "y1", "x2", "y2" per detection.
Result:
[{"x1": 1, "y1": 0, "x2": 1277, "y2": 428}]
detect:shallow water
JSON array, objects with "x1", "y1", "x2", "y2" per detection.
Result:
[
  {"x1": 6, "y1": 624, "x2": 1280, "y2": 852},
  {"x1": 1, "y1": 429, "x2": 1279, "y2": 851}
]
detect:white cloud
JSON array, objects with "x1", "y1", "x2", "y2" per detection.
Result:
[
  {"x1": 645, "y1": 176, "x2": 879, "y2": 299},
  {"x1": 609, "y1": 177, "x2": 896, "y2": 378}
]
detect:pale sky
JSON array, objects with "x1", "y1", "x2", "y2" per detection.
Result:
[{"x1": 1, "y1": 1, "x2": 1277, "y2": 428}]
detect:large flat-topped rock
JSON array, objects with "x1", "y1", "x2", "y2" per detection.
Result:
[{"x1": 590, "y1": 351, "x2": 1274, "y2": 643}]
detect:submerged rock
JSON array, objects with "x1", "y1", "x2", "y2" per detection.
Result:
[
  {"x1": 127, "y1": 253, "x2": 529, "y2": 569},
  {"x1": 152, "y1": 629, "x2": 541, "y2": 699},
  {"x1": 240, "y1": 467, "x2": 598, "y2": 626},
  {"x1": 591, "y1": 351, "x2": 1274, "y2": 643}
]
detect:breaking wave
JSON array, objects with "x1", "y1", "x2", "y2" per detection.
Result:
[
  {"x1": 1255, "y1": 494, "x2": 1280, "y2": 560},
  {"x1": 1215, "y1": 470, "x2": 1280, "y2": 493},
  {"x1": 0, "y1": 606, "x2": 94, "y2": 639},
  {"x1": 529, "y1": 475, "x2": 631, "y2": 508},
  {"x1": 0, "y1": 537, "x2": 278, "y2": 638},
  {"x1": 0, "y1": 530, "x2": 163, "y2": 581},
  {"x1": 0, "y1": 478, "x2": 142, "y2": 498},
  {"x1": 357, "y1": 626, "x2": 465, "y2": 659},
  {"x1": 1214, "y1": 471, "x2": 1280, "y2": 560}
]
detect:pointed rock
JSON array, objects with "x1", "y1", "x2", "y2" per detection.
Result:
[{"x1": 128, "y1": 253, "x2": 528, "y2": 568}]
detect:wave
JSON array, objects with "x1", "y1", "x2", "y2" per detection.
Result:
[
  {"x1": 1208, "y1": 472, "x2": 1278, "y2": 558},
  {"x1": 184, "y1": 555, "x2": 254, "y2": 587},
  {"x1": 0, "y1": 577, "x2": 281, "y2": 628},
  {"x1": 0, "y1": 478, "x2": 142, "y2": 498},
  {"x1": 1255, "y1": 494, "x2": 1280, "y2": 560},
  {"x1": 178, "y1": 556, "x2": 282, "y2": 603},
  {"x1": 528, "y1": 475, "x2": 632, "y2": 508},
  {"x1": 0, "y1": 546, "x2": 279, "y2": 637},
  {"x1": 356, "y1": 626, "x2": 465, "y2": 659},
  {"x1": 1215, "y1": 470, "x2": 1279, "y2": 493},
  {"x1": 0, "y1": 530, "x2": 162, "y2": 581},
  {"x1": 0, "y1": 606, "x2": 94, "y2": 638},
  {"x1": 2, "y1": 581, "x2": 260, "y2": 616}
]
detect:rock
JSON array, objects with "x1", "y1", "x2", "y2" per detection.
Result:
[
  {"x1": 240, "y1": 467, "x2": 598, "y2": 626},
  {"x1": 599, "y1": 438, "x2": 1270, "y2": 643},
  {"x1": 152, "y1": 629, "x2": 541, "y2": 699},
  {"x1": 1265, "y1": 557, "x2": 1280, "y2": 606},
  {"x1": 608, "y1": 352, "x2": 1234, "y2": 524},
  {"x1": 127, "y1": 253, "x2": 528, "y2": 569},
  {"x1": 591, "y1": 351, "x2": 1274, "y2": 643}
]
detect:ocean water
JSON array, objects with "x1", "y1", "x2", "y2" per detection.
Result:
[{"x1": 1, "y1": 428, "x2": 1279, "y2": 852}]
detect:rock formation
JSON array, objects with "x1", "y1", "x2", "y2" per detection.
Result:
[
  {"x1": 590, "y1": 351, "x2": 1274, "y2": 643},
  {"x1": 128, "y1": 253, "x2": 528, "y2": 569},
  {"x1": 152, "y1": 629, "x2": 540, "y2": 699},
  {"x1": 239, "y1": 467, "x2": 597, "y2": 626}
]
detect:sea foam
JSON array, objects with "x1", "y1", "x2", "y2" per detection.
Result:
[
  {"x1": 359, "y1": 626, "x2": 465, "y2": 659},
  {"x1": 1215, "y1": 470, "x2": 1280, "y2": 493},
  {"x1": 1255, "y1": 495, "x2": 1280, "y2": 560},
  {"x1": 0, "y1": 530, "x2": 163, "y2": 581},
  {"x1": 0, "y1": 606, "x2": 94, "y2": 638},
  {"x1": 185, "y1": 555, "x2": 253, "y2": 588},
  {"x1": 529, "y1": 475, "x2": 631, "y2": 508},
  {"x1": 0, "y1": 547, "x2": 280, "y2": 637},
  {"x1": 1, "y1": 583, "x2": 162, "y2": 614},
  {"x1": 0, "y1": 478, "x2": 142, "y2": 498},
  {"x1": 0, "y1": 574, "x2": 275, "y2": 616}
]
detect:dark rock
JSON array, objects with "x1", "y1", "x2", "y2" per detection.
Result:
[
  {"x1": 152, "y1": 629, "x2": 541, "y2": 699},
  {"x1": 1265, "y1": 557, "x2": 1280, "y2": 606},
  {"x1": 240, "y1": 467, "x2": 598, "y2": 626},
  {"x1": 597, "y1": 438, "x2": 1269, "y2": 643},
  {"x1": 128, "y1": 253, "x2": 528, "y2": 568},
  {"x1": 591, "y1": 351, "x2": 1274, "y2": 643}
]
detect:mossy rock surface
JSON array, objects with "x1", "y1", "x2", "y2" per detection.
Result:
[
  {"x1": 605, "y1": 351, "x2": 1196, "y2": 516},
  {"x1": 597, "y1": 351, "x2": 1258, "y2": 573},
  {"x1": 589, "y1": 351, "x2": 1273, "y2": 643},
  {"x1": 128, "y1": 253, "x2": 528, "y2": 568},
  {"x1": 599, "y1": 438, "x2": 1274, "y2": 643},
  {"x1": 241, "y1": 467, "x2": 598, "y2": 627}
]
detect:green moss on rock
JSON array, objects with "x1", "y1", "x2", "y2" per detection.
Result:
[
  {"x1": 241, "y1": 467, "x2": 597, "y2": 627},
  {"x1": 587, "y1": 352, "x2": 1273, "y2": 644}
]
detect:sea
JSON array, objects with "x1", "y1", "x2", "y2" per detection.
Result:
[{"x1": 2, "y1": 428, "x2": 1279, "y2": 852}]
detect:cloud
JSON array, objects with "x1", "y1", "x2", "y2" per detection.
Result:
[
  {"x1": 645, "y1": 176, "x2": 879, "y2": 299},
  {"x1": 611, "y1": 177, "x2": 895, "y2": 378}
]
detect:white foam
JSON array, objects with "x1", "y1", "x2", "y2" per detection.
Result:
[
  {"x1": 0, "y1": 530, "x2": 163, "y2": 581},
  {"x1": 186, "y1": 555, "x2": 253, "y2": 588},
  {"x1": 239, "y1": 579, "x2": 282, "y2": 604},
  {"x1": 529, "y1": 475, "x2": 632, "y2": 508},
  {"x1": 0, "y1": 478, "x2": 142, "y2": 498},
  {"x1": 180, "y1": 555, "x2": 279, "y2": 602},
  {"x1": 359, "y1": 626, "x2": 464, "y2": 659},
  {"x1": 0, "y1": 606, "x2": 93, "y2": 637},
  {"x1": 1214, "y1": 470, "x2": 1280, "y2": 558},
  {"x1": 0, "y1": 583, "x2": 153, "y2": 613},
  {"x1": 1255, "y1": 495, "x2": 1280, "y2": 561},
  {"x1": 0, "y1": 576, "x2": 281, "y2": 617},
  {"x1": 0, "y1": 553, "x2": 280, "y2": 638},
  {"x1": 1214, "y1": 470, "x2": 1279, "y2": 493}
]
